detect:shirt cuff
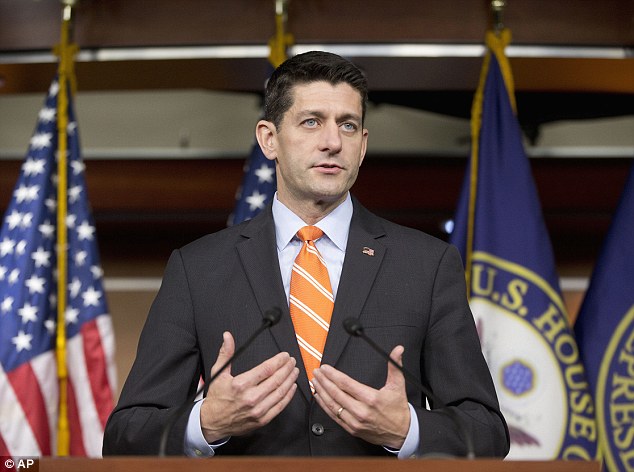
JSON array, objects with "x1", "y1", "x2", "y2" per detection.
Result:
[
  {"x1": 183, "y1": 399, "x2": 230, "y2": 457},
  {"x1": 384, "y1": 403, "x2": 420, "y2": 459}
]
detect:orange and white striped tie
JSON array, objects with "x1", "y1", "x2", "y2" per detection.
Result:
[{"x1": 289, "y1": 226, "x2": 334, "y2": 390}]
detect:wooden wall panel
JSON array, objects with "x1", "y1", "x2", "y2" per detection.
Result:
[
  {"x1": 1, "y1": 0, "x2": 632, "y2": 50},
  {"x1": 1, "y1": 1, "x2": 632, "y2": 95}
]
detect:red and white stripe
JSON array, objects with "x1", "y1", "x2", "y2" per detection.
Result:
[{"x1": 0, "y1": 314, "x2": 116, "y2": 457}]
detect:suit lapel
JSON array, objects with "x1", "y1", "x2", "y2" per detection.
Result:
[
  {"x1": 236, "y1": 207, "x2": 312, "y2": 400},
  {"x1": 322, "y1": 200, "x2": 386, "y2": 368},
  {"x1": 236, "y1": 200, "x2": 387, "y2": 400}
]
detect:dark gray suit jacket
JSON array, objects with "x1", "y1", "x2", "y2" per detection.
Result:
[{"x1": 103, "y1": 199, "x2": 509, "y2": 457}]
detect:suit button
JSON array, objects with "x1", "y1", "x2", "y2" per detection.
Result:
[{"x1": 311, "y1": 423, "x2": 324, "y2": 436}]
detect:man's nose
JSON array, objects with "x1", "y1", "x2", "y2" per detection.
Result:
[{"x1": 318, "y1": 121, "x2": 343, "y2": 154}]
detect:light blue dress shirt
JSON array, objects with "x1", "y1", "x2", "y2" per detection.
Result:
[{"x1": 184, "y1": 193, "x2": 419, "y2": 458}]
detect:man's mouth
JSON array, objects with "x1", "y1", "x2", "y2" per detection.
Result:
[{"x1": 314, "y1": 163, "x2": 342, "y2": 169}]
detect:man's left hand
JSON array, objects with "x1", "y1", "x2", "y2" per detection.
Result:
[{"x1": 312, "y1": 345, "x2": 410, "y2": 449}]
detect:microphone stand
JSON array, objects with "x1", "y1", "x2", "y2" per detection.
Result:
[
  {"x1": 158, "y1": 307, "x2": 282, "y2": 456},
  {"x1": 343, "y1": 318, "x2": 476, "y2": 459}
]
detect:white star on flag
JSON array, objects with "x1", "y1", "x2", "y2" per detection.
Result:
[
  {"x1": 18, "y1": 303, "x2": 38, "y2": 324},
  {"x1": 30, "y1": 132, "x2": 53, "y2": 150},
  {"x1": 70, "y1": 160, "x2": 85, "y2": 175},
  {"x1": 82, "y1": 286, "x2": 102, "y2": 307},
  {"x1": 68, "y1": 185, "x2": 82, "y2": 203},
  {"x1": 0, "y1": 238, "x2": 16, "y2": 257},
  {"x1": 20, "y1": 213, "x2": 33, "y2": 229},
  {"x1": 44, "y1": 318, "x2": 56, "y2": 334},
  {"x1": 15, "y1": 240, "x2": 27, "y2": 256},
  {"x1": 66, "y1": 214, "x2": 77, "y2": 228},
  {"x1": 12, "y1": 330, "x2": 33, "y2": 352},
  {"x1": 25, "y1": 275, "x2": 46, "y2": 295},
  {"x1": 254, "y1": 164, "x2": 275, "y2": 184},
  {"x1": 69, "y1": 277, "x2": 82, "y2": 298},
  {"x1": 76, "y1": 221, "x2": 95, "y2": 241},
  {"x1": 45, "y1": 198, "x2": 57, "y2": 212},
  {"x1": 6, "y1": 211, "x2": 22, "y2": 230},
  {"x1": 8, "y1": 269, "x2": 20, "y2": 285},
  {"x1": 1, "y1": 296, "x2": 14, "y2": 313},
  {"x1": 90, "y1": 265, "x2": 104, "y2": 279},
  {"x1": 31, "y1": 247, "x2": 52, "y2": 268},
  {"x1": 38, "y1": 107, "x2": 56, "y2": 123},
  {"x1": 75, "y1": 250, "x2": 87, "y2": 266},
  {"x1": 65, "y1": 307, "x2": 80, "y2": 324},
  {"x1": 245, "y1": 190, "x2": 267, "y2": 211},
  {"x1": 23, "y1": 158, "x2": 47, "y2": 176},
  {"x1": 0, "y1": 266, "x2": 6, "y2": 281},
  {"x1": 38, "y1": 221, "x2": 55, "y2": 238},
  {"x1": 48, "y1": 79, "x2": 59, "y2": 96},
  {"x1": 15, "y1": 185, "x2": 40, "y2": 203}
]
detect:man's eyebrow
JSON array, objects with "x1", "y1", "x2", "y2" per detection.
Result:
[
  {"x1": 298, "y1": 110, "x2": 361, "y2": 123},
  {"x1": 337, "y1": 112, "x2": 362, "y2": 123},
  {"x1": 298, "y1": 110, "x2": 326, "y2": 120}
]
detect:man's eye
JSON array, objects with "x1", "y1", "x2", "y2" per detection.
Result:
[
  {"x1": 342, "y1": 123, "x2": 357, "y2": 131},
  {"x1": 304, "y1": 119, "x2": 317, "y2": 127}
]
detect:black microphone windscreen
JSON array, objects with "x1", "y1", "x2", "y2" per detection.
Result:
[
  {"x1": 343, "y1": 317, "x2": 363, "y2": 336},
  {"x1": 263, "y1": 307, "x2": 282, "y2": 326}
]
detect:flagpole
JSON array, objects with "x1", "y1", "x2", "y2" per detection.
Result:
[
  {"x1": 465, "y1": 0, "x2": 513, "y2": 298},
  {"x1": 227, "y1": 0, "x2": 292, "y2": 225},
  {"x1": 54, "y1": 0, "x2": 78, "y2": 456},
  {"x1": 269, "y1": 0, "x2": 293, "y2": 68}
]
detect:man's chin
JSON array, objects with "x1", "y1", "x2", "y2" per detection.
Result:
[{"x1": 312, "y1": 191, "x2": 348, "y2": 207}]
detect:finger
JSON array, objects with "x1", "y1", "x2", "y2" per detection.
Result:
[
  {"x1": 312, "y1": 378, "x2": 355, "y2": 435},
  {"x1": 248, "y1": 366, "x2": 300, "y2": 423},
  {"x1": 203, "y1": 359, "x2": 298, "y2": 438},
  {"x1": 242, "y1": 360, "x2": 299, "y2": 413},
  {"x1": 233, "y1": 352, "x2": 294, "y2": 390},
  {"x1": 210, "y1": 331, "x2": 235, "y2": 377},
  {"x1": 312, "y1": 376, "x2": 338, "y2": 418},
  {"x1": 312, "y1": 369, "x2": 368, "y2": 425},
  {"x1": 315, "y1": 364, "x2": 375, "y2": 404},
  {"x1": 254, "y1": 381, "x2": 299, "y2": 428},
  {"x1": 385, "y1": 345, "x2": 406, "y2": 390}
]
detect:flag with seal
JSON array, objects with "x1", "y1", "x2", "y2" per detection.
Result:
[{"x1": 450, "y1": 29, "x2": 598, "y2": 460}]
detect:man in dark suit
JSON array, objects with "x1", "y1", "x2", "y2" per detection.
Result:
[{"x1": 103, "y1": 51, "x2": 509, "y2": 458}]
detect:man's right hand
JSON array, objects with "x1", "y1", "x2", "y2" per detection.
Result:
[{"x1": 200, "y1": 331, "x2": 299, "y2": 443}]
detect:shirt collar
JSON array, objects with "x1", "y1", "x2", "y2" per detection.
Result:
[{"x1": 272, "y1": 192, "x2": 353, "y2": 252}]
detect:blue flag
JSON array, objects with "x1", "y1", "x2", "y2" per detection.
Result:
[
  {"x1": 575, "y1": 162, "x2": 634, "y2": 472},
  {"x1": 0, "y1": 78, "x2": 116, "y2": 456},
  {"x1": 228, "y1": 63, "x2": 277, "y2": 226},
  {"x1": 228, "y1": 137, "x2": 277, "y2": 226},
  {"x1": 450, "y1": 30, "x2": 597, "y2": 460}
]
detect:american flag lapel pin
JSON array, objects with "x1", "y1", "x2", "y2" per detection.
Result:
[{"x1": 362, "y1": 246, "x2": 375, "y2": 256}]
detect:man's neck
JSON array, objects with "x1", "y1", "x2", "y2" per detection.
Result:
[{"x1": 276, "y1": 193, "x2": 347, "y2": 225}]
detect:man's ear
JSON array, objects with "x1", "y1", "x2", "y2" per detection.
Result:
[
  {"x1": 255, "y1": 120, "x2": 278, "y2": 161},
  {"x1": 359, "y1": 128, "x2": 369, "y2": 167}
]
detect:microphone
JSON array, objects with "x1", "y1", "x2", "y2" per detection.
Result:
[
  {"x1": 342, "y1": 317, "x2": 475, "y2": 459},
  {"x1": 158, "y1": 307, "x2": 282, "y2": 456}
]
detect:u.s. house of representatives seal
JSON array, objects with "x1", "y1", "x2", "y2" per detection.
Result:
[
  {"x1": 596, "y1": 305, "x2": 634, "y2": 472},
  {"x1": 469, "y1": 252, "x2": 597, "y2": 460}
]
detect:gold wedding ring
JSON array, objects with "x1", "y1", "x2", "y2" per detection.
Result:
[{"x1": 336, "y1": 406, "x2": 344, "y2": 418}]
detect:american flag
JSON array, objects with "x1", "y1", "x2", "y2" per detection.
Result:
[
  {"x1": 0, "y1": 78, "x2": 116, "y2": 456},
  {"x1": 227, "y1": 62, "x2": 277, "y2": 226},
  {"x1": 227, "y1": 138, "x2": 276, "y2": 226},
  {"x1": 228, "y1": 13, "x2": 292, "y2": 226}
]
